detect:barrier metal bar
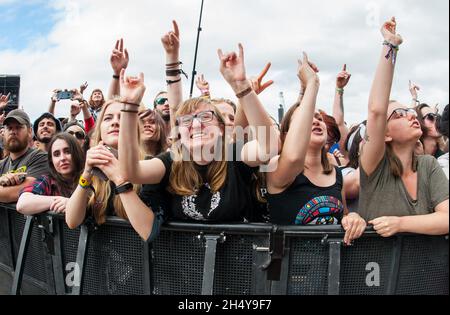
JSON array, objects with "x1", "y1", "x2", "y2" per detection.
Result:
[
  {"x1": 201, "y1": 234, "x2": 224, "y2": 295},
  {"x1": 386, "y1": 235, "x2": 402, "y2": 295},
  {"x1": 71, "y1": 225, "x2": 89, "y2": 295},
  {"x1": 11, "y1": 215, "x2": 33, "y2": 295},
  {"x1": 327, "y1": 239, "x2": 342, "y2": 295},
  {"x1": 50, "y1": 217, "x2": 67, "y2": 295},
  {"x1": 143, "y1": 241, "x2": 151, "y2": 295}
]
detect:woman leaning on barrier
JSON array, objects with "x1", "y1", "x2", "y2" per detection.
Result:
[
  {"x1": 65, "y1": 99, "x2": 164, "y2": 242},
  {"x1": 118, "y1": 43, "x2": 279, "y2": 224},
  {"x1": 359, "y1": 17, "x2": 449, "y2": 237},
  {"x1": 265, "y1": 52, "x2": 366, "y2": 246},
  {"x1": 16, "y1": 133, "x2": 84, "y2": 215}
]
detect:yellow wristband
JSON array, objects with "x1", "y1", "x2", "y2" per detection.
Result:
[{"x1": 79, "y1": 176, "x2": 92, "y2": 188}]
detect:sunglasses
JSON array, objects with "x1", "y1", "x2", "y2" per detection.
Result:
[
  {"x1": 68, "y1": 131, "x2": 85, "y2": 140},
  {"x1": 155, "y1": 97, "x2": 168, "y2": 106},
  {"x1": 177, "y1": 110, "x2": 216, "y2": 127},
  {"x1": 388, "y1": 108, "x2": 418, "y2": 122},
  {"x1": 424, "y1": 113, "x2": 438, "y2": 122}
]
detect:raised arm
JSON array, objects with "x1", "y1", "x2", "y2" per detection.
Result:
[
  {"x1": 48, "y1": 90, "x2": 60, "y2": 115},
  {"x1": 360, "y1": 17, "x2": 403, "y2": 176},
  {"x1": 118, "y1": 70, "x2": 166, "y2": 184},
  {"x1": 267, "y1": 53, "x2": 320, "y2": 190},
  {"x1": 195, "y1": 74, "x2": 211, "y2": 98},
  {"x1": 409, "y1": 80, "x2": 420, "y2": 108},
  {"x1": 162, "y1": 21, "x2": 183, "y2": 131},
  {"x1": 108, "y1": 39, "x2": 129, "y2": 100},
  {"x1": 234, "y1": 62, "x2": 274, "y2": 131},
  {"x1": 333, "y1": 64, "x2": 351, "y2": 153},
  {"x1": 218, "y1": 44, "x2": 279, "y2": 166}
]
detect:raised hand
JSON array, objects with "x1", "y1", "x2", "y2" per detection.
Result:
[
  {"x1": 250, "y1": 63, "x2": 274, "y2": 95},
  {"x1": 51, "y1": 89, "x2": 62, "y2": 103},
  {"x1": 409, "y1": 80, "x2": 420, "y2": 99},
  {"x1": 297, "y1": 52, "x2": 320, "y2": 88},
  {"x1": 195, "y1": 74, "x2": 210, "y2": 92},
  {"x1": 111, "y1": 39, "x2": 129, "y2": 76},
  {"x1": 80, "y1": 82, "x2": 89, "y2": 95},
  {"x1": 0, "y1": 112, "x2": 5, "y2": 125},
  {"x1": 70, "y1": 89, "x2": 84, "y2": 102},
  {"x1": 161, "y1": 20, "x2": 180, "y2": 58},
  {"x1": 336, "y1": 64, "x2": 351, "y2": 89},
  {"x1": 119, "y1": 69, "x2": 146, "y2": 105},
  {"x1": 381, "y1": 16, "x2": 403, "y2": 46},
  {"x1": 0, "y1": 93, "x2": 10, "y2": 110},
  {"x1": 218, "y1": 43, "x2": 248, "y2": 92},
  {"x1": 70, "y1": 103, "x2": 81, "y2": 117}
]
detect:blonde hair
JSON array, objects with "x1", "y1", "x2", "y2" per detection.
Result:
[
  {"x1": 88, "y1": 98, "x2": 145, "y2": 225},
  {"x1": 169, "y1": 98, "x2": 228, "y2": 196}
]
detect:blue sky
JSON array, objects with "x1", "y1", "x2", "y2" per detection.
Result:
[{"x1": 0, "y1": 0, "x2": 57, "y2": 50}]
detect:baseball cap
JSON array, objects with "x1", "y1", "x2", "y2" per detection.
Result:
[{"x1": 3, "y1": 109, "x2": 31, "y2": 127}]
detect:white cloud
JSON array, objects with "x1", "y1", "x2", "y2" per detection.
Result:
[{"x1": 0, "y1": 0, "x2": 448, "y2": 123}]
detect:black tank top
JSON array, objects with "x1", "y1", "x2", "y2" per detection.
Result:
[{"x1": 267, "y1": 167, "x2": 344, "y2": 225}]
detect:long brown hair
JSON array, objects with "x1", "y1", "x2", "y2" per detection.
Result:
[
  {"x1": 169, "y1": 98, "x2": 228, "y2": 195},
  {"x1": 280, "y1": 102, "x2": 333, "y2": 175},
  {"x1": 88, "y1": 99, "x2": 144, "y2": 225},
  {"x1": 385, "y1": 101, "x2": 419, "y2": 177},
  {"x1": 47, "y1": 133, "x2": 85, "y2": 197},
  {"x1": 140, "y1": 109, "x2": 168, "y2": 156},
  {"x1": 89, "y1": 89, "x2": 105, "y2": 110}
]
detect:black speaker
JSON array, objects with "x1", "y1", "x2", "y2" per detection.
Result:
[{"x1": 0, "y1": 75, "x2": 20, "y2": 115}]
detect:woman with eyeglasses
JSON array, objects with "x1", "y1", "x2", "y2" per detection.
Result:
[
  {"x1": 415, "y1": 103, "x2": 445, "y2": 158},
  {"x1": 65, "y1": 98, "x2": 163, "y2": 242},
  {"x1": 265, "y1": 53, "x2": 366, "y2": 245},
  {"x1": 358, "y1": 17, "x2": 448, "y2": 237},
  {"x1": 16, "y1": 133, "x2": 84, "y2": 215},
  {"x1": 119, "y1": 42, "x2": 279, "y2": 224}
]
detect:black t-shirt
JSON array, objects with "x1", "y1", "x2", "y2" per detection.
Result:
[
  {"x1": 0, "y1": 148, "x2": 49, "y2": 178},
  {"x1": 267, "y1": 167, "x2": 345, "y2": 225},
  {"x1": 155, "y1": 149, "x2": 256, "y2": 223}
]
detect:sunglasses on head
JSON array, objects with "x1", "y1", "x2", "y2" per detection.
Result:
[
  {"x1": 68, "y1": 131, "x2": 85, "y2": 140},
  {"x1": 155, "y1": 97, "x2": 168, "y2": 106}
]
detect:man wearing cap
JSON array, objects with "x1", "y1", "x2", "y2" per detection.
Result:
[
  {"x1": 0, "y1": 110, "x2": 49, "y2": 203},
  {"x1": 33, "y1": 112, "x2": 62, "y2": 152}
]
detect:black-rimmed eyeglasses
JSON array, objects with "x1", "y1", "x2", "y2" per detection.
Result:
[{"x1": 177, "y1": 110, "x2": 216, "y2": 127}]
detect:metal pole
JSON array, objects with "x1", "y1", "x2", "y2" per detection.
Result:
[{"x1": 189, "y1": 0, "x2": 205, "y2": 98}]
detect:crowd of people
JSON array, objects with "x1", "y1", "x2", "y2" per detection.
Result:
[{"x1": 0, "y1": 17, "x2": 448, "y2": 245}]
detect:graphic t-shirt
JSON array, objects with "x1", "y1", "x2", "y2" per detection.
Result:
[
  {"x1": 0, "y1": 148, "x2": 49, "y2": 179},
  {"x1": 267, "y1": 167, "x2": 345, "y2": 225},
  {"x1": 155, "y1": 149, "x2": 256, "y2": 223}
]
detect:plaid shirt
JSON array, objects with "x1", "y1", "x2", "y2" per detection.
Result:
[{"x1": 19, "y1": 175, "x2": 72, "y2": 198}]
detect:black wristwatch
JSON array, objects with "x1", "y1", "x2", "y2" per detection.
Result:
[{"x1": 115, "y1": 182, "x2": 133, "y2": 195}]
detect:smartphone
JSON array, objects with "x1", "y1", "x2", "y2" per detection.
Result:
[
  {"x1": 328, "y1": 143, "x2": 340, "y2": 154},
  {"x1": 57, "y1": 90, "x2": 73, "y2": 100},
  {"x1": 91, "y1": 146, "x2": 119, "y2": 181}
]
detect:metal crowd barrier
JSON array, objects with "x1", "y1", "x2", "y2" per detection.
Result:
[{"x1": 0, "y1": 203, "x2": 448, "y2": 295}]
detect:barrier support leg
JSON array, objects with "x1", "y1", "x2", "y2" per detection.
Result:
[
  {"x1": 201, "y1": 233, "x2": 225, "y2": 295},
  {"x1": 11, "y1": 216, "x2": 34, "y2": 295}
]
